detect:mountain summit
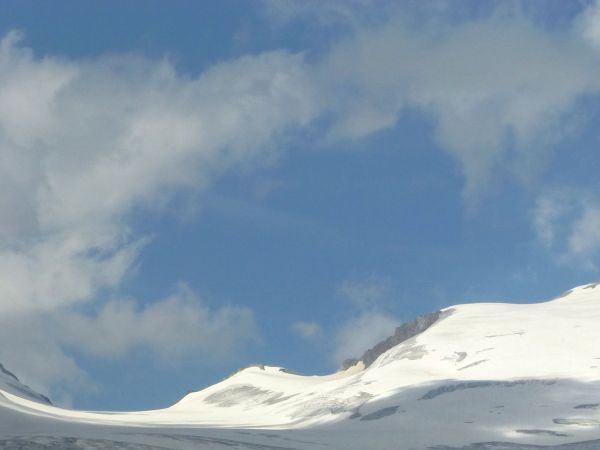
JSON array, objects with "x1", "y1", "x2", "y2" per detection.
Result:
[{"x1": 1, "y1": 283, "x2": 600, "y2": 449}]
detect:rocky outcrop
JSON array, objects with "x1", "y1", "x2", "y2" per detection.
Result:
[
  {"x1": 341, "y1": 310, "x2": 448, "y2": 370},
  {"x1": 0, "y1": 363, "x2": 18, "y2": 382}
]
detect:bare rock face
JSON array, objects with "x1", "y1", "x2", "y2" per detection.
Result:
[{"x1": 341, "y1": 310, "x2": 446, "y2": 370}]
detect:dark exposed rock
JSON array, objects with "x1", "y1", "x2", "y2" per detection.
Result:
[
  {"x1": 341, "y1": 309, "x2": 449, "y2": 370},
  {"x1": 0, "y1": 362, "x2": 52, "y2": 405},
  {"x1": 0, "y1": 363, "x2": 18, "y2": 382}
]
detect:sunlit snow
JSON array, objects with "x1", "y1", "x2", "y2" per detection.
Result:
[{"x1": 2, "y1": 284, "x2": 600, "y2": 449}]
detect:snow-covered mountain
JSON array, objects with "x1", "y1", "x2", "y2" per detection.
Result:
[
  {"x1": 0, "y1": 363, "x2": 51, "y2": 405},
  {"x1": 2, "y1": 283, "x2": 600, "y2": 449}
]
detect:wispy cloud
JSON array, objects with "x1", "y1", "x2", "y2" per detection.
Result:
[
  {"x1": 533, "y1": 190, "x2": 600, "y2": 270},
  {"x1": 332, "y1": 275, "x2": 400, "y2": 365},
  {"x1": 332, "y1": 311, "x2": 400, "y2": 365},
  {"x1": 59, "y1": 283, "x2": 259, "y2": 363},
  {"x1": 265, "y1": 1, "x2": 600, "y2": 204},
  {"x1": 0, "y1": 31, "x2": 318, "y2": 395},
  {"x1": 336, "y1": 275, "x2": 392, "y2": 310},
  {"x1": 289, "y1": 275, "x2": 401, "y2": 366},
  {"x1": 578, "y1": 0, "x2": 600, "y2": 49},
  {"x1": 319, "y1": 14, "x2": 600, "y2": 203},
  {"x1": 290, "y1": 321, "x2": 323, "y2": 340}
]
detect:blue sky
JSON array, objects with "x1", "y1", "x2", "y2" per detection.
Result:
[{"x1": 1, "y1": 0, "x2": 600, "y2": 410}]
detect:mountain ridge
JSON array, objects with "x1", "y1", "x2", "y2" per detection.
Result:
[
  {"x1": 340, "y1": 309, "x2": 447, "y2": 370},
  {"x1": 1, "y1": 282, "x2": 600, "y2": 449},
  {"x1": 0, "y1": 363, "x2": 51, "y2": 405}
]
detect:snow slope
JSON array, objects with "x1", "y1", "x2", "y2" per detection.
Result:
[
  {"x1": 0, "y1": 363, "x2": 51, "y2": 405},
  {"x1": 2, "y1": 283, "x2": 600, "y2": 449}
]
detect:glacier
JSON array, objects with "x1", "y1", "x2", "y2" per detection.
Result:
[{"x1": 2, "y1": 283, "x2": 600, "y2": 449}]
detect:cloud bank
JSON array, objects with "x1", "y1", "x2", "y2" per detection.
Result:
[
  {"x1": 320, "y1": 12, "x2": 600, "y2": 201},
  {"x1": 0, "y1": 31, "x2": 317, "y2": 396}
]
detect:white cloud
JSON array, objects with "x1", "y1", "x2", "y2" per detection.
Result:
[
  {"x1": 332, "y1": 276, "x2": 400, "y2": 365},
  {"x1": 568, "y1": 204, "x2": 600, "y2": 259},
  {"x1": 533, "y1": 192, "x2": 574, "y2": 246},
  {"x1": 315, "y1": 9, "x2": 600, "y2": 202},
  {"x1": 264, "y1": 1, "x2": 600, "y2": 209},
  {"x1": 0, "y1": 226, "x2": 142, "y2": 315},
  {"x1": 291, "y1": 276, "x2": 400, "y2": 365},
  {"x1": 263, "y1": 0, "x2": 376, "y2": 29},
  {"x1": 0, "y1": 314, "x2": 90, "y2": 403},
  {"x1": 0, "y1": 284, "x2": 259, "y2": 401},
  {"x1": 336, "y1": 275, "x2": 392, "y2": 310},
  {"x1": 59, "y1": 283, "x2": 259, "y2": 363},
  {"x1": 0, "y1": 31, "x2": 318, "y2": 394},
  {"x1": 533, "y1": 191, "x2": 600, "y2": 269},
  {"x1": 579, "y1": 0, "x2": 600, "y2": 50},
  {"x1": 290, "y1": 321, "x2": 323, "y2": 340},
  {"x1": 332, "y1": 311, "x2": 399, "y2": 365}
]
